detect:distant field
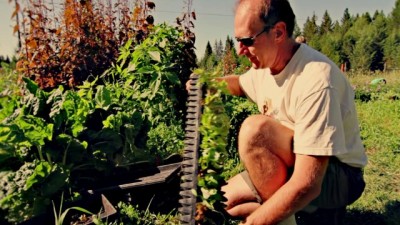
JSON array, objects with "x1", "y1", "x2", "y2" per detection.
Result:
[{"x1": 346, "y1": 71, "x2": 400, "y2": 225}]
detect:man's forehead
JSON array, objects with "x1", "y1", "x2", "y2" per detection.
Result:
[{"x1": 235, "y1": 10, "x2": 262, "y2": 30}]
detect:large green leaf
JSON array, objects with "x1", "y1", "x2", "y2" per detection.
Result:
[
  {"x1": 148, "y1": 50, "x2": 161, "y2": 62},
  {"x1": 164, "y1": 71, "x2": 180, "y2": 85},
  {"x1": 40, "y1": 165, "x2": 68, "y2": 196},
  {"x1": 22, "y1": 77, "x2": 39, "y2": 95},
  {"x1": 62, "y1": 91, "x2": 91, "y2": 137},
  {"x1": 25, "y1": 161, "x2": 52, "y2": 189},
  {"x1": 95, "y1": 85, "x2": 111, "y2": 109},
  {"x1": 13, "y1": 116, "x2": 53, "y2": 147},
  {"x1": 47, "y1": 134, "x2": 88, "y2": 165},
  {"x1": 47, "y1": 86, "x2": 66, "y2": 131},
  {"x1": 88, "y1": 129, "x2": 123, "y2": 154}
]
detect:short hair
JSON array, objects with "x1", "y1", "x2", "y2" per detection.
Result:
[{"x1": 237, "y1": 0, "x2": 296, "y2": 37}]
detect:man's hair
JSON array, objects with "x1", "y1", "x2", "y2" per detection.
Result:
[{"x1": 237, "y1": 0, "x2": 296, "y2": 37}]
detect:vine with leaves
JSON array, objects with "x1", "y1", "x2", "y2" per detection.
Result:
[{"x1": 189, "y1": 69, "x2": 231, "y2": 224}]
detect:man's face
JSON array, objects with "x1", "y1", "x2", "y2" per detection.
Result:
[{"x1": 234, "y1": 3, "x2": 277, "y2": 70}]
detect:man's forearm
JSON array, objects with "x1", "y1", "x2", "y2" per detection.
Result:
[
  {"x1": 216, "y1": 75, "x2": 244, "y2": 96},
  {"x1": 242, "y1": 155, "x2": 329, "y2": 225},
  {"x1": 241, "y1": 180, "x2": 320, "y2": 225}
]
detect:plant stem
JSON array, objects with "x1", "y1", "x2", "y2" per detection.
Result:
[{"x1": 38, "y1": 145, "x2": 45, "y2": 161}]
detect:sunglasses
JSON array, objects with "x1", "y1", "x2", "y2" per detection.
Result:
[{"x1": 235, "y1": 26, "x2": 272, "y2": 47}]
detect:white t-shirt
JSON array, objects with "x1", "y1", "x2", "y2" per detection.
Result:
[{"x1": 239, "y1": 44, "x2": 367, "y2": 168}]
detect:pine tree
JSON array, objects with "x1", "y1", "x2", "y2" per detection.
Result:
[
  {"x1": 340, "y1": 8, "x2": 352, "y2": 35},
  {"x1": 370, "y1": 12, "x2": 388, "y2": 71},
  {"x1": 222, "y1": 36, "x2": 238, "y2": 75},
  {"x1": 390, "y1": 0, "x2": 400, "y2": 30},
  {"x1": 214, "y1": 39, "x2": 224, "y2": 61},
  {"x1": 384, "y1": 0, "x2": 400, "y2": 69},
  {"x1": 199, "y1": 41, "x2": 213, "y2": 69},
  {"x1": 302, "y1": 14, "x2": 319, "y2": 42},
  {"x1": 373, "y1": 10, "x2": 382, "y2": 21},
  {"x1": 320, "y1": 10, "x2": 333, "y2": 35},
  {"x1": 332, "y1": 21, "x2": 341, "y2": 33},
  {"x1": 362, "y1": 12, "x2": 372, "y2": 23},
  {"x1": 224, "y1": 36, "x2": 235, "y2": 53},
  {"x1": 303, "y1": 14, "x2": 320, "y2": 49},
  {"x1": 293, "y1": 22, "x2": 302, "y2": 39},
  {"x1": 205, "y1": 41, "x2": 213, "y2": 57},
  {"x1": 341, "y1": 8, "x2": 352, "y2": 25},
  {"x1": 346, "y1": 15, "x2": 376, "y2": 70},
  {"x1": 383, "y1": 32, "x2": 400, "y2": 69}
]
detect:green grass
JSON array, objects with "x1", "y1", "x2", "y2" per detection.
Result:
[
  {"x1": 344, "y1": 71, "x2": 400, "y2": 225},
  {"x1": 347, "y1": 98, "x2": 400, "y2": 225},
  {"x1": 349, "y1": 103, "x2": 400, "y2": 223},
  {"x1": 347, "y1": 70, "x2": 400, "y2": 88}
]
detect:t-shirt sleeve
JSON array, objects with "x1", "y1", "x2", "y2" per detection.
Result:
[
  {"x1": 238, "y1": 69, "x2": 257, "y2": 103},
  {"x1": 293, "y1": 87, "x2": 347, "y2": 156}
]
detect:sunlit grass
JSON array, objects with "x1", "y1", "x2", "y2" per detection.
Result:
[
  {"x1": 346, "y1": 70, "x2": 400, "y2": 87},
  {"x1": 346, "y1": 70, "x2": 400, "y2": 225}
]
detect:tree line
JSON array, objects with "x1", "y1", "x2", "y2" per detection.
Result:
[{"x1": 199, "y1": 0, "x2": 400, "y2": 73}]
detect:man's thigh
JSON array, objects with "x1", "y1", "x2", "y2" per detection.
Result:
[
  {"x1": 309, "y1": 157, "x2": 365, "y2": 208},
  {"x1": 236, "y1": 157, "x2": 365, "y2": 209}
]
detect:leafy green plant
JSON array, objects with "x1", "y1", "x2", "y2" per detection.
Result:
[
  {"x1": 52, "y1": 193, "x2": 93, "y2": 225},
  {"x1": 224, "y1": 96, "x2": 258, "y2": 159},
  {"x1": 186, "y1": 69, "x2": 231, "y2": 224},
  {"x1": 104, "y1": 23, "x2": 196, "y2": 159},
  {"x1": 0, "y1": 62, "x2": 20, "y2": 122},
  {"x1": 117, "y1": 201, "x2": 179, "y2": 225},
  {"x1": 146, "y1": 122, "x2": 184, "y2": 159},
  {"x1": 0, "y1": 22, "x2": 196, "y2": 224}
]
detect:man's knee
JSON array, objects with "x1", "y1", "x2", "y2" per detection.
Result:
[
  {"x1": 238, "y1": 115, "x2": 295, "y2": 167},
  {"x1": 239, "y1": 115, "x2": 271, "y2": 143}
]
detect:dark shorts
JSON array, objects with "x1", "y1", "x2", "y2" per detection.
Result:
[{"x1": 240, "y1": 157, "x2": 366, "y2": 209}]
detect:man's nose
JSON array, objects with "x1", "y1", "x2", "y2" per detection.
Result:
[{"x1": 238, "y1": 43, "x2": 250, "y2": 56}]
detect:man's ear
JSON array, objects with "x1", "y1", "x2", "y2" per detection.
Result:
[
  {"x1": 276, "y1": 30, "x2": 283, "y2": 38},
  {"x1": 274, "y1": 22, "x2": 287, "y2": 40}
]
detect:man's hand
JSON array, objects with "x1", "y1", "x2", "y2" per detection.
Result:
[
  {"x1": 185, "y1": 79, "x2": 192, "y2": 92},
  {"x1": 217, "y1": 75, "x2": 244, "y2": 96},
  {"x1": 185, "y1": 74, "x2": 244, "y2": 96},
  {"x1": 239, "y1": 155, "x2": 329, "y2": 225}
]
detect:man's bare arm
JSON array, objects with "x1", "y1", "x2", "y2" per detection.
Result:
[
  {"x1": 216, "y1": 75, "x2": 245, "y2": 96},
  {"x1": 241, "y1": 154, "x2": 329, "y2": 225},
  {"x1": 186, "y1": 74, "x2": 244, "y2": 96}
]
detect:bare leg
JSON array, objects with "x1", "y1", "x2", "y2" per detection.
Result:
[
  {"x1": 222, "y1": 173, "x2": 261, "y2": 217},
  {"x1": 223, "y1": 115, "x2": 295, "y2": 218}
]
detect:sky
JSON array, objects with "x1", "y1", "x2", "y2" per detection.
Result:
[{"x1": 0, "y1": 0, "x2": 397, "y2": 59}]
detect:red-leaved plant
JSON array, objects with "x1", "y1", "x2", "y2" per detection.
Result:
[{"x1": 14, "y1": 0, "x2": 156, "y2": 90}]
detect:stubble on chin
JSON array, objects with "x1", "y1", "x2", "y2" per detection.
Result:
[{"x1": 250, "y1": 57, "x2": 261, "y2": 69}]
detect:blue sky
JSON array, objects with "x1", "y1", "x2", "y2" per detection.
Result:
[{"x1": 0, "y1": 0, "x2": 397, "y2": 59}]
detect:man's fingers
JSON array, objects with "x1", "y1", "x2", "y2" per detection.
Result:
[{"x1": 185, "y1": 80, "x2": 191, "y2": 92}]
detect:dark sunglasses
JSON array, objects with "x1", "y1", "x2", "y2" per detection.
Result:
[{"x1": 235, "y1": 26, "x2": 272, "y2": 47}]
